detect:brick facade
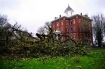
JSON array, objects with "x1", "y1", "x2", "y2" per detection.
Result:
[{"x1": 51, "y1": 13, "x2": 93, "y2": 44}]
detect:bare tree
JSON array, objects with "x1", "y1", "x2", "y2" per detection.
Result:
[
  {"x1": 36, "y1": 22, "x2": 52, "y2": 40},
  {"x1": 37, "y1": 26, "x2": 45, "y2": 34},
  {"x1": 0, "y1": 15, "x2": 8, "y2": 26},
  {"x1": 37, "y1": 22, "x2": 51, "y2": 35},
  {"x1": 44, "y1": 22, "x2": 51, "y2": 34},
  {"x1": 92, "y1": 14, "x2": 105, "y2": 47},
  {"x1": 79, "y1": 17, "x2": 90, "y2": 44},
  {"x1": 0, "y1": 15, "x2": 11, "y2": 46}
]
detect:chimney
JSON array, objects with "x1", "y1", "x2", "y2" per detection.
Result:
[
  {"x1": 80, "y1": 13, "x2": 82, "y2": 16},
  {"x1": 59, "y1": 15, "x2": 61, "y2": 18}
]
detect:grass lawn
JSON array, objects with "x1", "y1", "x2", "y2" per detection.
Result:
[{"x1": 0, "y1": 49, "x2": 105, "y2": 69}]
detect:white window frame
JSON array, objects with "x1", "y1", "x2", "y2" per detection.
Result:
[
  {"x1": 73, "y1": 19, "x2": 75, "y2": 24},
  {"x1": 74, "y1": 33, "x2": 76, "y2": 39},
  {"x1": 70, "y1": 20, "x2": 72, "y2": 24},
  {"x1": 61, "y1": 20, "x2": 63, "y2": 25},
  {"x1": 57, "y1": 22, "x2": 59, "y2": 26}
]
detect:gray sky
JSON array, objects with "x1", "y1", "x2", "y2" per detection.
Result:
[{"x1": 0, "y1": 0, "x2": 105, "y2": 35}]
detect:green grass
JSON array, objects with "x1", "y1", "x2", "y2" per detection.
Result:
[{"x1": 0, "y1": 49, "x2": 105, "y2": 69}]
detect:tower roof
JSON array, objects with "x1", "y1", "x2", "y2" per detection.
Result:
[{"x1": 64, "y1": 4, "x2": 74, "y2": 13}]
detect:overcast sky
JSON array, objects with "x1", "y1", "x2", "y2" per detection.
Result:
[{"x1": 0, "y1": 0, "x2": 105, "y2": 35}]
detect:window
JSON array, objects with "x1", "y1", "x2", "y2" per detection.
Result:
[
  {"x1": 70, "y1": 33, "x2": 72, "y2": 39},
  {"x1": 88, "y1": 27, "x2": 90, "y2": 31},
  {"x1": 79, "y1": 33, "x2": 82, "y2": 39},
  {"x1": 73, "y1": 26, "x2": 76, "y2": 31},
  {"x1": 61, "y1": 20, "x2": 63, "y2": 25},
  {"x1": 73, "y1": 33, "x2": 76, "y2": 39},
  {"x1": 66, "y1": 27, "x2": 68, "y2": 32},
  {"x1": 53, "y1": 25, "x2": 54, "y2": 28},
  {"x1": 79, "y1": 27, "x2": 82, "y2": 31},
  {"x1": 61, "y1": 37, "x2": 64, "y2": 41},
  {"x1": 63, "y1": 18, "x2": 65, "y2": 20},
  {"x1": 76, "y1": 16, "x2": 78, "y2": 18},
  {"x1": 70, "y1": 20, "x2": 72, "y2": 24},
  {"x1": 57, "y1": 22, "x2": 59, "y2": 26},
  {"x1": 73, "y1": 19, "x2": 75, "y2": 24},
  {"x1": 57, "y1": 28, "x2": 59, "y2": 31},
  {"x1": 66, "y1": 20, "x2": 69, "y2": 25},
  {"x1": 89, "y1": 22, "x2": 91, "y2": 27},
  {"x1": 79, "y1": 19, "x2": 81, "y2": 23},
  {"x1": 66, "y1": 33, "x2": 69, "y2": 36}
]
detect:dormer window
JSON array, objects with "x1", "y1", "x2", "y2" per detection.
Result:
[{"x1": 76, "y1": 16, "x2": 78, "y2": 18}]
